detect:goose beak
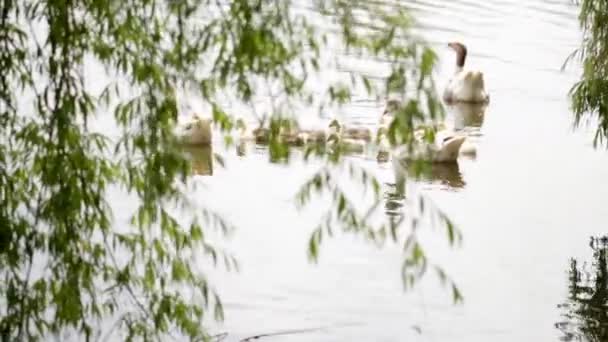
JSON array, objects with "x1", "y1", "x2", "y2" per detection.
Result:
[{"x1": 444, "y1": 136, "x2": 466, "y2": 150}]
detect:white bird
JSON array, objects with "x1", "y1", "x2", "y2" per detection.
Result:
[
  {"x1": 443, "y1": 42, "x2": 489, "y2": 104},
  {"x1": 172, "y1": 88, "x2": 214, "y2": 146},
  {"x1": 394, "y1": 129, "x2": 467, "y2": 163},
  {"x1": 174, "y1": 113, "x2": 213, "y2": 146}
]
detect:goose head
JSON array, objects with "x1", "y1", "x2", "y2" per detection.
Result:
[
  {"x1": 382, "y1": 99, "x2": 402, "y2": 116},
  {"x1": 183, "y1": 115, "x2": 212, "y2": 133},
  {"x1": 448, "y1": 42, "x2": 467, "y2": 71},
  {"x1": 179, "y1": 115, "x2": 213, "y2": 145},
  {"x1": 328, "y1": 119, "x2": 342, "y2": 134},
  {"x1": 436, "y1": 135, "x2": 467, "y2": 162},
  {"x1": 441, "y1": 135, "x2": 466, "y2": 148}
]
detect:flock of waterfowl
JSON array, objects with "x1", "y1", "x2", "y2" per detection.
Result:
[{"x1": 174, "y1": 41, "x2": 489, "y2": 174}]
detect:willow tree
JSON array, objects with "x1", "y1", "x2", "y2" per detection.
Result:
[
  {"x1": 556, "y1": 236, "x2": 608, "y2": 341},
  {"x1": 0, "y1": 0, "x2": 456, "y2": 340},
  {"x1": 568, "y1": 0, "x2": 608, "y2": 146}
]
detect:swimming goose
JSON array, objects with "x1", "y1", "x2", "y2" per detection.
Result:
[
  {"x1": 327, "y1": 119, "x2": 367, "y2": 153},
  {"x1": 232, "y1": 119, "x2": 254, "y2": 156},
  {"x1": 235, "y1": 118, "x2": 253, "y2": 140},
  {"x1": 443, "y1": 42, "x2": 489, "y2": 104},
  {"x1": 327, "y1": 119, "x2": 373, "y2": 142},
  {"x1": 346, "y1": 128, "x2": 372, "y2": 142},
  {"x1": 395, "y1": 129, "x2": 467, "y2": 163},
  {"x1": 175, "y1": 113, "x2": 213, "y2": 145},
  {"x1": 238, "y1": 119, "x2": 322, "y2": 147},
  {"x1": 376, "y1": 126, "x2": 391, "y2": 163}
]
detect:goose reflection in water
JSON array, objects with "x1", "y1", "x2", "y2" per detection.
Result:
[
  {"x1": 447, "y1": 101, "x2": 488, "y2": 130},
  {"x1": 393, "y1": 158, "x2": 466, "y2": 192},
  {"x1": 384, "y1": 162, "x2": 465, "y2": 218},
  {"x1": 419, "y1": 162, "x2": 465, "y2": 189},
  {"x1": 182, "y1": 145, "x2": 213, "y2": 176},
  {"x1": 556, "y1": 236, "x2": 608, "y2": 341}
]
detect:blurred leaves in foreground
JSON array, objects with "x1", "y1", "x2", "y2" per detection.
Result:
[{"x1": 0, "y1": 0, "x2": 460, "y2": 340}]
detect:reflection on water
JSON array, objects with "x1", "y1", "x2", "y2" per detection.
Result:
[
  {"x1": 387, "y1": 96, "x2": 482, "y2": 193},
  {"x1": 422, "y1": 162, "x2": 465, "y2": 188},
  {"x1": 236, "y1": 141, "x2": 250, "y2": 157},
  {"x1": 182, "y1": 145, "x2": 214, "y2": 176},
  {"x1": 405, "y1": 162, "x2": 466, "y2": 190},
  {"x1": 556, "y1": 236, "x2": 608, "y2": 341},
  {"x1": 448, "y1": 102, "x2": 488, "y2": 130},
  {"x1": 189, "y1": 0, "x2": 593, "y2": 341},
  {"x1": 384, "y1": 182, "x2": 406, "y2": 218},
  {"x1": 393, "y1": 158, "x2": 466, "y2": 191},
  {"x1": 384, "y1": 162, "x2": 464, "y2": 217}
]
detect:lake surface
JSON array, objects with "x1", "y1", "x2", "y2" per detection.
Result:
[{"x1": 159, "y1": 1, "x2": 608, "y2": 341}]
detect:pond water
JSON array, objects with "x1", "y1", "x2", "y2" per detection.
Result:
[{"x1": 147, "y1": 1, "x2": 608, "y2": 341}]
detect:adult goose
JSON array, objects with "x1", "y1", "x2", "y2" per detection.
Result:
[
  {"x1": 175, "y1": 113, "x2": 213, "y2": 145},
  {"x1": 443, "y1": 42, "x2": 489, "y2": 104},
  {"x1": 394, "y1": 129, "x2": 467, "y2": 163}
]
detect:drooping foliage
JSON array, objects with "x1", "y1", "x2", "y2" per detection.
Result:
[
  {"x1": 556, "y1": 236, "x2": 608, "y2": 341},
  {"x1": 0, "y1": 0, "x2": 458, "y2": 340},
  {"x1": 567, "y1": 0, "x2": 608, "y2": 146}
]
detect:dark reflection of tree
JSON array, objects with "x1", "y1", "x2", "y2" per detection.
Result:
[
  {"x1": 556, "y1": 236, "x2": 608, "y2": 342},
  {"x1": 384, "y1": 182, "x2": 405, "y2": 219}
]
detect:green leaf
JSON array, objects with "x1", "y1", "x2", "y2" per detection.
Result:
[{"x1": 172, "y1": 259, "x2": 189, "y2": 282}]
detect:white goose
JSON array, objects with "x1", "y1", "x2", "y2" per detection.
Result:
[
  {"x1": 175, "y1": 113, "x2": 213, "y2": 146},
  {"x1": 232, "y1": 116, "x2": 275, "y2": 145},
  {"x1": 293, "y1": 119, "x2": 333, "y2": 146},
  {"x1": 394, "y1": 128, "x2": 467, "y2": 163},
  {"x1": 443, "y1": 42, "x2": 489, "y2": 104},
  {"x1": 172, "y1": 88, "x2": 214, "y2": 146},
  {"x1": 235, "y1": 118, "x2": 330, "y2": 147}
]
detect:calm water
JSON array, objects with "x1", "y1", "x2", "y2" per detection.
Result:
[{"x1": 115, "y1": 0, "x2": 608, "y2": 341}]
